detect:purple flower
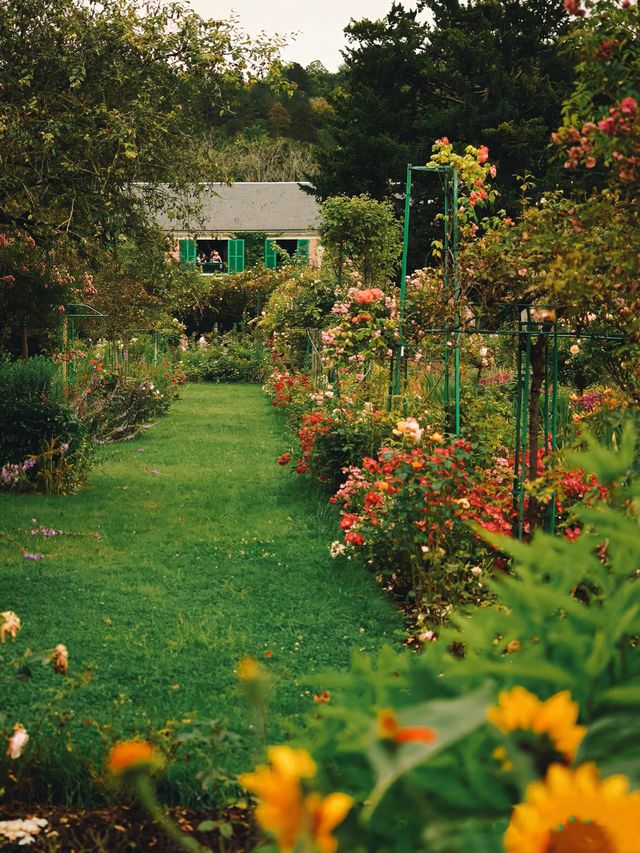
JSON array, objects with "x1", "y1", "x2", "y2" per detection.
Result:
[
  {"x1": 31, "y1": 526, "x2": 64, "y2": 537},
  {"x1": 22, "y1": 552, "x2": 44, "y2": 560},
  {"x1": 22, "y1": 457, "x2": 37, "y2": 471},
  {"x1": 60, "y1": 443, "x2": 69, "y2": 454},
  {"x1": 1, "y1": 463, "x2": 22, "y2": 485}
]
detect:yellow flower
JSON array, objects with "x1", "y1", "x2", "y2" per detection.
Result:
[
  {"x1": 237, "y1": 656, "x2": 261, "y2": 681},
  {"x1": 488, "y1": 687, "x2": 586, "y2": 761},
  {"x1": 504, "y1": 763, "x2": 640, "y2": 853},
  {"x1": 106, "y1": 740, "x2": 163, "y2": 776},
  {"x1": 239, "y1": 746, "x2": 352, "y2": 852},
  {"x1": 306, "y1": 791, "x2": 354, "y2": 853},
  {"x1": 239, "y1": 746, "x2": 315, "y2": 851}
]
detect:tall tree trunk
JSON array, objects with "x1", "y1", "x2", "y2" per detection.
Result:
[
  {"x1": 526, "y1": 335, "x2": 547, "y2": 534},
  {"x1": 21, "y1": 326, "x2": 29, "y2": 359}
]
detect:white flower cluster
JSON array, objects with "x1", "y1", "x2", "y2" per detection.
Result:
[{"x1": 329, "y1": 540, "x2": 346, "y2": 559}]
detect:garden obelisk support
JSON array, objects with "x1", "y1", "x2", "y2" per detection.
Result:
[{"x1": 393, "y1": 164, "x2": 413, "y2": 399}]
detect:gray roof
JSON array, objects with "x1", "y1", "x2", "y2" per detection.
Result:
[{"x1": 157, "y1": 182, "x2": 320, "y2": 234}]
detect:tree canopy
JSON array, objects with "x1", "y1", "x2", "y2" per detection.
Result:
[
  {"x1": 0, "y1": 0, "x2": 281, "y2": 247},
  {"x1": 312, "y1": 0, "x2": 576, "y2": 265}
]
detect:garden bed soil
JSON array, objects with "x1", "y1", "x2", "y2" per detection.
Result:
[{"x1": 0, "y1": 803, "x2": 254, "y2": 851}]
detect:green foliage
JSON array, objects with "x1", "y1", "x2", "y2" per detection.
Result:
[
  {"x1": 0, "y1": 232, "x2": 81, "y2": 357},
  {"x1": 0, "y1": 0, "x2": 281, "y2": 245},
  {"x1": 180, "y1": 335, "x2": 264, "y2": 383},
  {"x1": 212, "y1": 60, "x2": 340, "y2": 147},
  {"x1": 0, "y1": 356, "x2": 85, "y2": 465},
  {"x1": 172, "y1": 265, "x2": 287, "y2": 335},
  {"x1": 260, "y1": 268, "x2": 335, "y2": 336},
  {"x1": 273, "y1": 430, "x2": 640, "y2": 851},
  {"x1": 313, "y1": 0, "x2": 574, "y2": 267},
  {"x1": 319, "y1": 195, "x2": 402, "y2": 285},
  {"x1": 72, "y1": 363, "x2": 180, "y2": 445}
]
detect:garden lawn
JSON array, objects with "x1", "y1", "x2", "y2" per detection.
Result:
[{"x1": 0, "y1": 384, "x2": 400, "y2": 805}]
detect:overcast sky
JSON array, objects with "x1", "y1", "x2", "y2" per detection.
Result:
[{"x1": 188, "y1": 1, "x2": 420, "y2": 71}]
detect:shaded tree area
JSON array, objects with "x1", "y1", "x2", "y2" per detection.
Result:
[
  {"x1": 312, "y1": 0, "x2": 576, "y2": 267},
  {"x1": 0, "y1": 0, "x2": 281, "y2": 356},
  {"x1": 206, "y1": 60, "x2": 342, "y2": 182},
  {"x1": 215, "y1": 60, "x2": 341, "y2": 146}
]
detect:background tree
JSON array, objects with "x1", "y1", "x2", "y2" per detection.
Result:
[
  {"x1": 0, "y1": 0, "x2": 282, "y2": 354},
  {"x1": 312, "y1": 0, "x2": 575, "y2": 269},
  {"x1": 319, "y1": 195, "x2": 402, "y2": 285},
  {"x1": 213, "y1": 135, "x2": 318, "y2": 182}
]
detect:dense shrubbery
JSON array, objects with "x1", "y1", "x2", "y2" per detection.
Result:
[
  {"x1": 0, "y1": 357, "x2": 85, "y2": 464},
  {"x1": 236, "y1": 431, "x2": 640, "y2": 852},
  {"x1": 180, "y1": 334, "x2": 264, "y2": 383},
  {"x1": 0, "y1": 352, "x2": 183, "y2": 493},
  {"x1": 0, "y1": 357, "x2": 89, "y2": 493}
]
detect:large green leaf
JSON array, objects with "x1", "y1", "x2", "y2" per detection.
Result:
[
  {"x1": 578, "y1": 714, "x2": 640, "y2": 787},
  {"x1": 363, "y1": 682, "x2": 494, "y2": 820}
]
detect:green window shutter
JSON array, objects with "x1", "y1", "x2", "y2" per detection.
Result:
[
  {"x1": 296, "y1": 239, "x2": 310, "y2": 263},
  {"x1": 179, "y1": 238, "x2": 196, "y2": 267},
  {"x1": 264, "y1": 239, "x2": 277, "y2": 269},
  {"x1": 228, "y1": 238, "x2": 245, "y2": 274}
]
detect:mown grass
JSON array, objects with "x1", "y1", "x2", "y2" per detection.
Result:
[{"x1": 0, "y1": 384, "x2": 401, "y2": 805}]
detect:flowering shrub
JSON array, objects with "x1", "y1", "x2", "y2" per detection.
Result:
[
  {"x1": 320, "y1": 275, "x2": 397, "y2": 373},
  {"x1": 239, "y1": 431, "x2": 640, "y2": 852},
  {"x1": 557, "y1": 0, "x2": 639, "y2": 185},
  {"x1": 72, "y1": 359, "x2": 180, "y2": 445}
]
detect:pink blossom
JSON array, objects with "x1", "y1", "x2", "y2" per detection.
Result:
[
  {"x1": 7, "y1": 724, "x2": 29, "y2": 759},
  {"x1": 620, "y1": 97, "x2": 638, "y2": 115},
  {"x1": 598, "y1": 116, "x2": 616, "y2": 135},
  {"x1": 477, "y1": 145, "x2": 489, "y2": 164}
]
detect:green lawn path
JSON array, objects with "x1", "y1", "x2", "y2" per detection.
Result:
[{"x1": 1, "y1": 384, "x2": 400, "y2": 803}]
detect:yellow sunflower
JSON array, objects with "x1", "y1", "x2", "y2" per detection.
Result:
[
  {"x1": 487, "y1": 687, "x2": 586, "y2": 760},
  {"x1": 505, "y1": 762, "x2": 640, "y2": 853}
]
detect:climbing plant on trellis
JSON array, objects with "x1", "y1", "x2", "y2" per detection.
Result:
[{"x1": 390, "y1": 162, "x2": 620, "y2": 539}]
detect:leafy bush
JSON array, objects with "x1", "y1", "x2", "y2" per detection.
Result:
[
  {"x1": 180, "y1": 334, "x2": 264, "y2": 383},
  {"x1": 239, "y1": 428, "x2": 640, "y2": 852},
  {"x1": 0, "y1": 356, "x2": 86, "y2": 465},
  {"x1": 73, "y1": 362, "x2": 180, "y2": 444},
  {"x1": 172, "y1": 266, "x2": 286, "y2": 334}
]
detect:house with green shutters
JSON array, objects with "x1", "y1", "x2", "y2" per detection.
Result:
[{"x1": 159, "y1": 181, "x2": 321, "y2": 274}]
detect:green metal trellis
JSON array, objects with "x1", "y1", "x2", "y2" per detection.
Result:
[
  {"x1": 62, "y1": 302, "x2": 106, "y2": 388},
  {"x1": 392, "y1": 163, "x2": 621, "y2": 539}
]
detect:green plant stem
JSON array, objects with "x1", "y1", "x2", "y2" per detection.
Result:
[{"x1": 135, "y1": 775, "x2": 209, "y2": 853}]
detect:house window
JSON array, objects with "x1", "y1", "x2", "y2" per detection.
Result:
[
  {"x1": 178, "y1": 239, "x2": 245, "y2": 274},
  {"x1": 264, "y1": 239, "x2": 310, "y2": 269}
]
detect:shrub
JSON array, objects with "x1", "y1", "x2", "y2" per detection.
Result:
[
  {"x1": 180, "y1": 334, "x2": 264, "y2": 383},
  {"x1": 240, "y1": 429, "x2": 640, "y2": 852},
  {"x1": 72, "y1": 362, "x2": 180, "y2": 444},
  {"x1": 0, "y1": 356, "x2": 86, "y2": 467}
]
